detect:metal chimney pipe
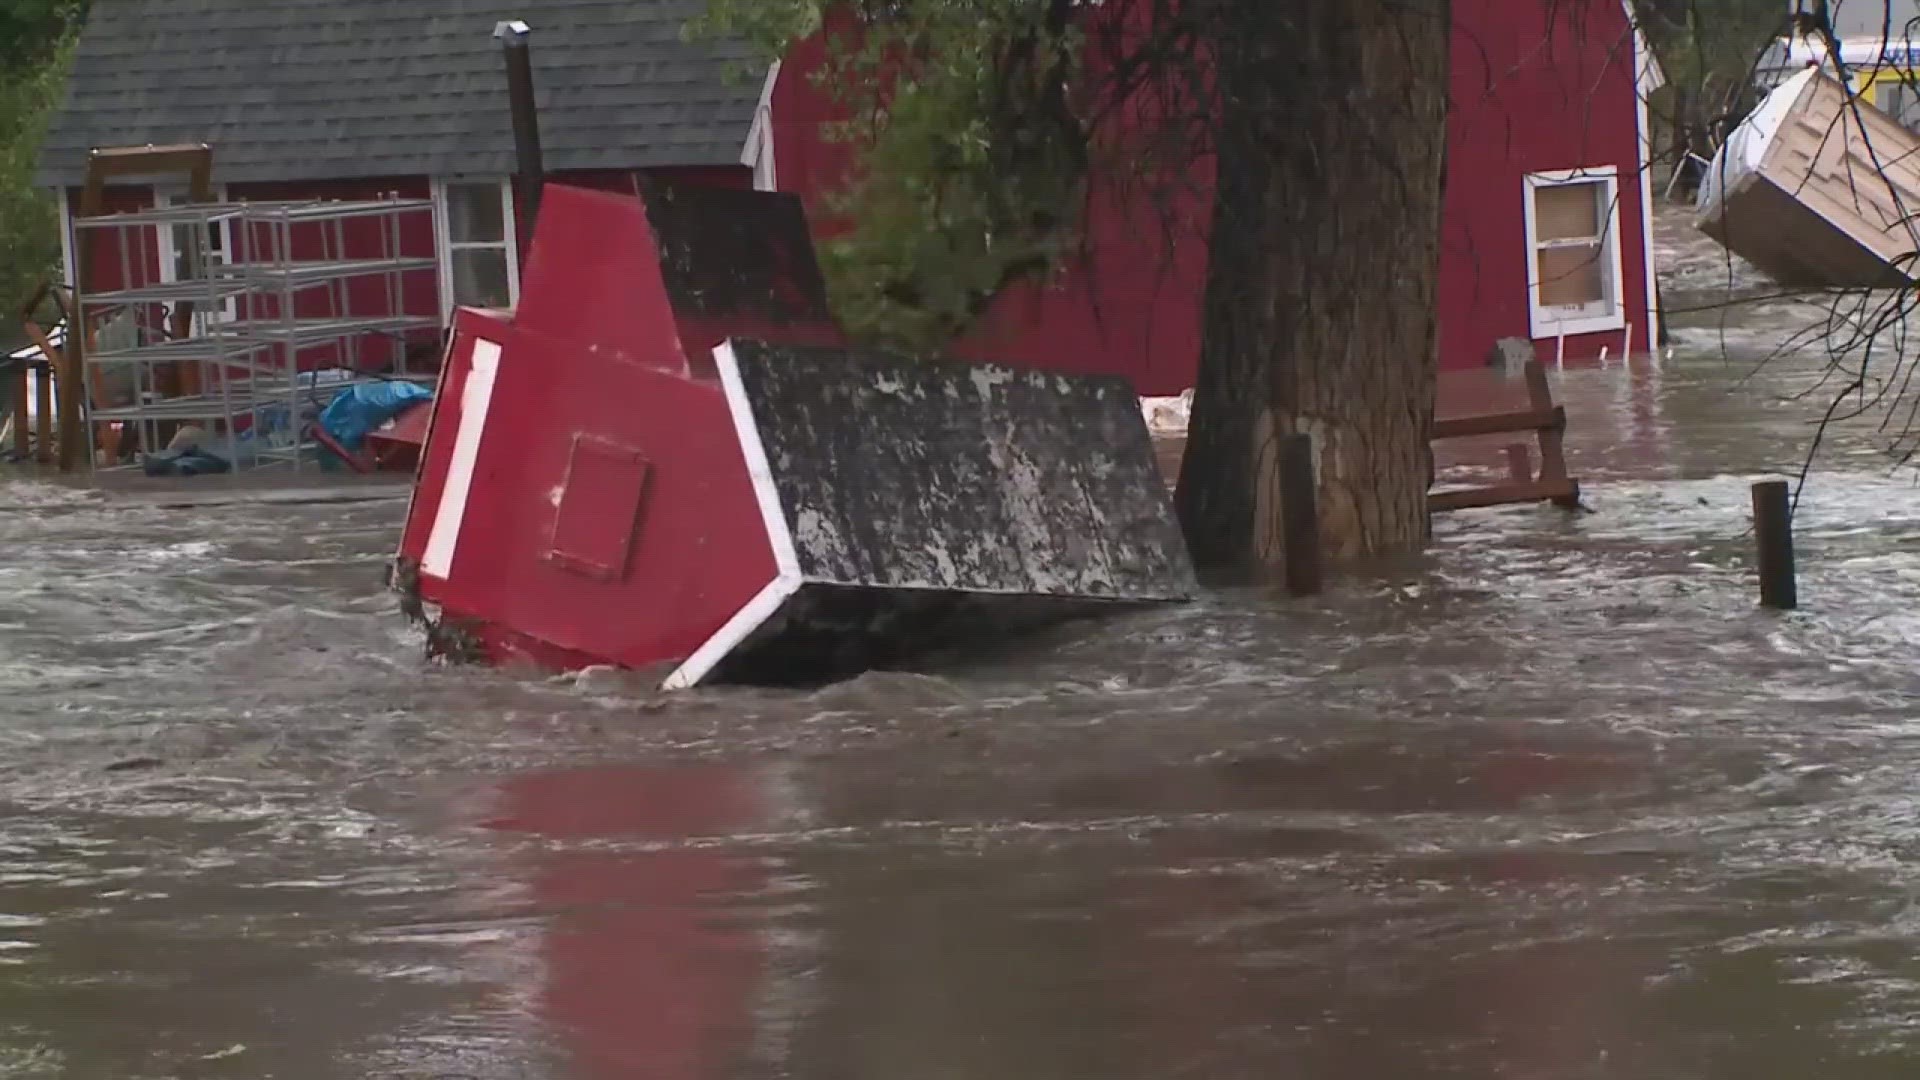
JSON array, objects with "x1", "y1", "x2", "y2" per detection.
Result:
[{"x1": 494, "y1": 19, "x2": 545, "y2": 231}]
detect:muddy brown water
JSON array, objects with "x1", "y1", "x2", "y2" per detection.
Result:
[{"x1": 8, "y1": 217, "x2": 1920, "y2": 1077}]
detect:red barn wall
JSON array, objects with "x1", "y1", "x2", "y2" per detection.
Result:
[
  {"x1": 228, "y1": 175, "x2": 439, "y2": 373},
  {"x1": 768, "y1": 1, "x2": 1655, "y2": 394},
  {"x1": 74, "y1": 186, "x2": 160, "y2": 296},
  {"x1": 766, "y1": 28, "x2": 860, "y2": 239},
  {"x1": 1442, "y1": 0, "x2": 1655, "y2": 368},
  {"x1": 767, "y1": 24, "x2": 1210, "y2": 397}
]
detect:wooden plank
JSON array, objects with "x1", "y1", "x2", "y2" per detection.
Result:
[
  {"x1": 1429, "y1": 478, "x2": 1579, "y2": 513},
  {"x1": 1524, "y1": 360, "x2": 1573, "y2": 487},
  {"x1": 86, "y1": 143, "x2": 212, "y2": 166},
  {"x1": 1505, "y1": 443, "x2": 1533, "y2": 482},
  {"x1": 1432, "y1": 406, "x2": 1563, "y2": 441}
]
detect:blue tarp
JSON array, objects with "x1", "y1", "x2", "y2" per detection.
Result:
[{"x1": 318, "y1": 381, "x2": 433, "y2": 451}]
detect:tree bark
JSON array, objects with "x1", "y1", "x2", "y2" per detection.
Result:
[{"x1": 1175, "y1": 0, "x2": 1451, "y2": 573}]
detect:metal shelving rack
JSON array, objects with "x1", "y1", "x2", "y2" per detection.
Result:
[{"x1": 75, "y1": 196, "x2": 439, "y2": 472}]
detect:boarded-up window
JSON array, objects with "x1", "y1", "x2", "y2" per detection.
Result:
[
  {"x1": 1534, "y1": 181, "x2": 1606, "y2": 307},
  {"x1": 1524, "y1": 169, "x2": 1624, "y2": 337}
]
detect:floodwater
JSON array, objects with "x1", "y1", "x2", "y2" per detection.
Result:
[{"x1": 7, "y1": 216, "x2": 1920, "y2": 1079}]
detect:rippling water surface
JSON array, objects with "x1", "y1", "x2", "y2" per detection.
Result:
[{"x1": 7, "y1": 213, "x2": 1920, "y2": 1077}]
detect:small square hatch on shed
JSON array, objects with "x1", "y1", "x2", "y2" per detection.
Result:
[{"x1": 547, "y1": 434, "x2": 652, "y2": 581}]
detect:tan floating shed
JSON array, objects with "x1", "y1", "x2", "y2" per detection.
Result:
[{"x1": 1695, "y1": 67, "x2": 1920, "y2": 287}]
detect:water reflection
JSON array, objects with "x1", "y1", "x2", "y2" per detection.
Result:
[{"x1": 483, "y1": 766, "x2": 777, "y2": 1080}]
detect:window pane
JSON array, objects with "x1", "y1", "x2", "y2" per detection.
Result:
[
  {"x1": 451, "y1": 248, "x2": 512, "y2": 309},
  {"x1": 446, "y1": 183, "x2": 506, "y2": 244},
  {"x1": 167, "y1": 222, "x2": 227, "y2": 279},
  {"x1": 171, "y1": 224, "x2": 196, "y2": 281},
  {"x1": 1534, "y1": 181, "x2": 1604, "y2": 242},
  {"x1": 1537, "y1": 243, "x2": 1607, "y2": 308}
]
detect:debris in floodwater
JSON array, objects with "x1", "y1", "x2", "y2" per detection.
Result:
[
  {"x1": 1696, "y1": 67, "x2": 1920, "y2": 287},
  {"x1": 393, "y1": 183, "x2": 1195, "y2": 691}
]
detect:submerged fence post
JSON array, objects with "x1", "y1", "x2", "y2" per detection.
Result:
[
  {"x1": 9, "y1": 361, "x2": 27, "y2": 459},
  {"x1": 1752, "y1": 479, "x2": 1797, "y2": 610},
  {"x1": 32, "y1": 362, "x2": 52, "y2": 464},
  {"x1": 1278, "y1": 432, "x2": 1321, "y2": 597},
  {"x1": 1504, "y1": 442, "x2": 1533, "y2": 483}
]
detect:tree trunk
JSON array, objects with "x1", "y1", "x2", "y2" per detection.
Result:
[{"x1": 1175, "y1": 0, "x2": 1451, "y2": 573}]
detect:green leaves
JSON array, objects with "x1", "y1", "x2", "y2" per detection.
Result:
[
  {"x1": 693, "y1": 0, "x2": 1090, "y2": 352},
  {"x1": 0, "y1": 0, "x2": 84, "y2": 70},
  {"x1": 0, "y1": 0, "x2": 85, "y2": 323},
  {"x1": 1632, "y1": 0, "x2": 1788, "y2": 169}
]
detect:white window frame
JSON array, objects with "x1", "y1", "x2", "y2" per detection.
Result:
[
  {"x1": 55, "y1": 187, "x2": 76, "y2": 294},
  {"x1": 1523, "y1": 166, "x2": 1627, "y2": 339},
  {"x1": 155, "y1": 182, "x2": 238, "y2": 326},
  {"x1": 431, "y1": 177, "x2": 522, "y2": 320}
]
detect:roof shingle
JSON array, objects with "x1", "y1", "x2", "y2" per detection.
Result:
[{"x1": 35, "y1": 0, "x2": 767, "y2": 187}]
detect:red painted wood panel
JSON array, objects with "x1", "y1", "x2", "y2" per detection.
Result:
[
  {"x1": 72, "y1": 186, "x2": 161, "y2": 296},
  {"x1": 767, "y1": 0, "x2": 1653, "y2": 392},
  {"x1": 1442, "y1": 0, "x2": 1653, "y2": 369}
]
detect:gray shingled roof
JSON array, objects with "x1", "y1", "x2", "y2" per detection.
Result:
[{"x1": 35, "y1": 0, "x2": 768, "y2": 188}]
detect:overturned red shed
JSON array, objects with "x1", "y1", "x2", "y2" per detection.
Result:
[{"x1": 394, "y1": 183, "x2": 1195, "y2": 686}]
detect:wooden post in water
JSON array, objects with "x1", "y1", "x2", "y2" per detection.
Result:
[
  {"x1": 9, "y1": 362, "x2": 27, "y2": 459},
  {"x1": 32, "y1": 363, "x2": 52, "y2": 465},
  {"x1": 1504, "y1": 442, "x2": 1533, "y2": 483},
  {"x1": 1278, "y1": 432, "x2": 1322, "y2": 597},
  {"x1": 1752, "y1": 479, "x2": 1797, "y2": 610}
]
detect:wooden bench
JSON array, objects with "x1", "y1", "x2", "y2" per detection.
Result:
[{"x1": 1429, "y1": 358, "x2": 1581, "y2": 513}]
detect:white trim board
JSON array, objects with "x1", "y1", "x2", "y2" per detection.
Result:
[
  {"x1": 54, "y1": 187, "x2": 76, "y2": 294},
  {"x1": 663, "y1": 339, "x2": 804, "y2": 690},
  {"x1": 421, "y1": 336, "x2": 504, "y2": 581},
  {"x1": 1629, "y1": 4, "x2": 1663, "y2": 350},
  {"x1": 742, "y1": 60, "x2": 783, "y2": 192}
]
